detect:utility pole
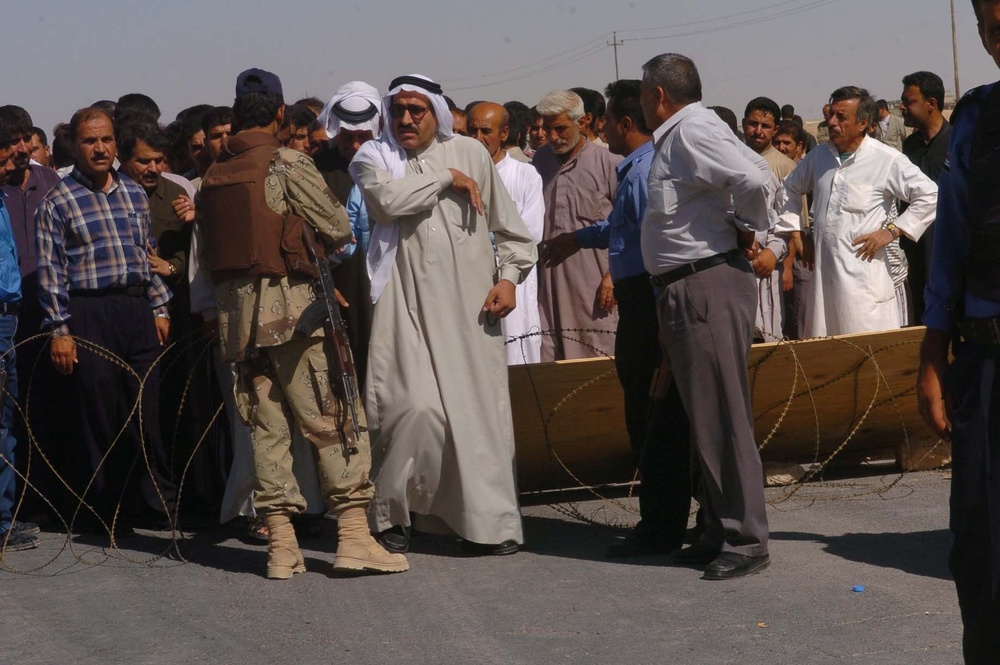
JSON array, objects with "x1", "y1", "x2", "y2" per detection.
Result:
[
  {"x1": 951, "y1": 0, "x2": 961, "y2": 98},
  {"x1": 610, "y1": 31, "x2": 623, "y2": 80}
]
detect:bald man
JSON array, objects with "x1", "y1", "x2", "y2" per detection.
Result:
[{"x1": 469, "y1": 103, "x2": 544, "y2": 364}]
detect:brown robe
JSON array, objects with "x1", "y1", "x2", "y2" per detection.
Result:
[{"x1": 533, "y1": 139, "x2": 621, "y2": 361}]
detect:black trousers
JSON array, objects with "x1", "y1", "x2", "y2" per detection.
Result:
[
  {"x1": 947, "y1": 344, "x2": 1000, "y2": 664},
  {"x1": 13, "y1": 278, "x2": 69, "y2": 519},
  {"x1": 637, "y1": 383, "x2": 693, "y2": 549},
  {"x1": 900, "y1": 224, "x2": 934, "y2": 326},
  {"x1": 615, "y1": 273, "x2": 695, "y2": 549},
  {"x1": 613, "y1": 274, "x2": 661, "y2": 450},
  {"x1": 65, "y1": 294, "x2": 176, "y2": 524}
]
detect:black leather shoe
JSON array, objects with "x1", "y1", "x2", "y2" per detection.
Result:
[
  {"x1": 461, "y1": 539, "x2": 519, "y2": 556},
  {"x1": 701, "y1": 552, "x2": 770, "y2": 580},
  {"x1": 378, "y1": 525, "x2": 410, "y2": 554},
  {"x1": 605, "y1": 532, "x2": 678, "y2": 558},
  {"x1": 668, "y1": 542, "x2": 721, "y2": 565}
]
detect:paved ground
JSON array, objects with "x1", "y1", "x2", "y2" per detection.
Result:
[{"x1": 0, "y1": 470, "x2": 961, "y2": 665}]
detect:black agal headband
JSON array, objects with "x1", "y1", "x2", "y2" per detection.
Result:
[
  {"x1": 388, "y1": 76, "x2": 443, "y2": 96},
  {"x1": 333, "y1": 101, "x2": 378, "y2": 123}
]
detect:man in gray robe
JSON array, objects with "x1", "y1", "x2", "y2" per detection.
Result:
[
  {"x1": 350, "y1": 75, "x2": 537, "y2": 556},
  {"x1": 533, "y1": 90, "x2": 621, "y2": 361}
]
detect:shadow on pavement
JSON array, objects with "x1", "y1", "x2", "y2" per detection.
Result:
[
  {"x1": 770, "y1": 529, "x2": 952, "y2": 580},
  {"x1": 519, "y1": 514, "x2": 672, "y2": 567}
]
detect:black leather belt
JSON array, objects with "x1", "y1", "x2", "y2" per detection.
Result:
[
  {"x1": 959, "y1": 317, "x2": 1000, "y2": 347},
  {"x1": 69, "y1": 285, "x2": 148, "y2": 297},
  {"x1": 649, "y1": 250, "x2": 739, "y2": 289},
  {"x1": 0, "y1": 301, "x2": 20, "y2": 315}
]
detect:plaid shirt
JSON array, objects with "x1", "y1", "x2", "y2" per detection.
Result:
[{"x1": 35, "y1": 167, "x2": 171, "y2": 332}]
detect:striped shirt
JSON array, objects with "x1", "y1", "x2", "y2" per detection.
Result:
[{"x1": 35, "y1": 167, "x2": 171, "y2": 332}]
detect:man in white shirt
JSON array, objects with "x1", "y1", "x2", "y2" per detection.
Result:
[
  {"x1": 776, "y1": 86, "x2": 937, "y2": 338},
  {"x1": 467, "y1": 102, "x2": 545, "y2": 364},
  {"x1": 640, "y1": 53, "x2": 773, "y2": 580}
]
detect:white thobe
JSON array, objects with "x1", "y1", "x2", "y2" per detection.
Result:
[
  {"x1": 354, "y1": 135, "x2": 537, "y2": 545},
  {"x1": 496, "y1": 153, "x2": 544, "y2": 365},
  {"x1": 776, "y1": 137, "x2": 937, "y2": 337}
]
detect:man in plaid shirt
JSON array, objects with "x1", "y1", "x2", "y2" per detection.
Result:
[{"x1": 34, "y1": 106, "x2": 176, "y2": 533}]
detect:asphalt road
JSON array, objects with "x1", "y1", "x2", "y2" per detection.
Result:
[{"x1": 0, "y1": 470, "x2": 961, "y2": 665}]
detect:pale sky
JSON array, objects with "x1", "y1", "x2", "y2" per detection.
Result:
[{"x1": 3, "y1": 0, "x2": 998, "y2": 138}]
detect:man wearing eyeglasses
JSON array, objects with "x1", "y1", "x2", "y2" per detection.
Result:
[{"x1": 351, "y1": 74, "x2": 537, "y2": 556}]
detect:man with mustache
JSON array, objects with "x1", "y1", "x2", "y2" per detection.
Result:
[
  {"x1": 118, "y1": 121, "x2": 199, "y2": 498},
  {"x1": 35, "y1": 107, "x2": 177, "y2": 532},
  {"x1": 742, "y1": 97, "x2": 795, "y2": 342},
  {"x1": 350, "y1": 74, "x2": 536, "y2": 555},
  {"x1": 775, "y1": 87, "x2": 937, "y2": 338},
  {"x1": 533, "y1": 89, "x2": 620, "y2": 361}
]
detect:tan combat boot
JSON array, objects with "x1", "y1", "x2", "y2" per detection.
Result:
[
  {"x1": 333, "y1": 506, "x2": 409, "y2": 574},
  {"x1": 264, "y1": 513, "x2": 306, "y2": 580}
]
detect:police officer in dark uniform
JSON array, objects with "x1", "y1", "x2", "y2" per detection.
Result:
[{"x1": 918, "y1": 2, "x2": 1000, "y2": 661}]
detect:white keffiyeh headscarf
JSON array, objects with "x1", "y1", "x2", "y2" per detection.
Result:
[
  {"x1": 316, "y1": 81, "x2": 382, "y2": 140},
  {"x1": 349, "y1": 74, "x2": 454, "y2": 303}
]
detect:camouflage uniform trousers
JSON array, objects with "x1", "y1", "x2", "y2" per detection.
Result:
[{"x1": 235, "y1": 335, "x2": 374, "y2": 515}]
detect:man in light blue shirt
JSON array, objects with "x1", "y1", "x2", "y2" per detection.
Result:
[{"x1": 542, "y1": 80, "x2": 692, "y2": 558}]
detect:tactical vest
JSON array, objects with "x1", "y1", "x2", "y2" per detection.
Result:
[
  {"x1": 199, "y1": 135, "x2": 317, "y2": 284},
  {"x1": 967, "y1": 83, "x2": 1000, "y2": 304}
]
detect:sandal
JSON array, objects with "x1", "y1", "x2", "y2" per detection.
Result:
[{"x1": 247, "y1": 516, "x2": 269, "y2": 541}]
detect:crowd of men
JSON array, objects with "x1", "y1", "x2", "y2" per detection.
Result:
[{"x1": 1, "y1": 1, "x2": 999, "y2": 660}]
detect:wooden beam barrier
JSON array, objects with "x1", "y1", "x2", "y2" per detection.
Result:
[{"x1": 509, "y1": 327, "x2": 949, "y2": 493}]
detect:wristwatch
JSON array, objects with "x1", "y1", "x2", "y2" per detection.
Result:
[{"x1": 886, "y1": 222, "x2": 901, "y2": 240}]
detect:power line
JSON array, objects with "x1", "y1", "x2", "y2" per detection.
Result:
[
  {"x1": 712, "y1": 16, "x2": 938, "y2": 86},
  {"x1": 440, "y1": 0, "x2": 838, "y2": 94},
  {"x1": 621, "y1": 0, "x2": 838, "y2": 42},
  {"x1": 446, "y1": 43, "x2": 609, "y2": 92},
  {"x1": 440, "y1": 34, "x2": 610, "y2": 85},
  {"x1": 616, "y1": 0, "x2": 818, "y2": 34}
]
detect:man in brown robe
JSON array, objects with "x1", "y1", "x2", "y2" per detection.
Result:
[{"x1": 532, "y1": 90, "x2": 620, "y2": 361}]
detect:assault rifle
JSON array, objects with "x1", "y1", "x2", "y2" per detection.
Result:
[{"x1": 294, "y1": 229, "x2": 361, "y2": 456}]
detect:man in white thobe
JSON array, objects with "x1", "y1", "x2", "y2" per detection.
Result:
[
  {"x1": 350, "y1": 75, "x2": 537, "y2": 555},
  {"x1": 468, "y1": 102, "x2": 544, "y2": 365},
  {"x1": 776, "y1": 86, "x2": 937, "y2": 337}
]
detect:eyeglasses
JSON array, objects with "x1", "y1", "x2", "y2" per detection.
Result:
[{"x1": 389, "y1": 103, "x2": 430, "y2": 122}]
